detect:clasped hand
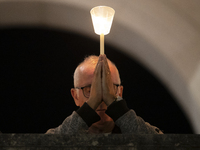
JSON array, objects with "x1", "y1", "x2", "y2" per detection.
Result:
[{"x1": 87, "y1": 55, "x2": 116, "y2": 110}]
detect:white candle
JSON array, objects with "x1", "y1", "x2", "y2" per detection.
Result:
[{"x1": 100, "y1": 33, "x2": 104, "y2": 54}]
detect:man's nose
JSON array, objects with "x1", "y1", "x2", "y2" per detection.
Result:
[{"x1": 97, "y1": 101, "x2": 107, "y2": 109}]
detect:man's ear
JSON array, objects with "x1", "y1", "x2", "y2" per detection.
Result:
[
  {"x1": 71, "y1": 88, "x2": 80, "y2": 107},
  {"x1": 119, "y1": 85, "x2": 123, "y2": 98}
]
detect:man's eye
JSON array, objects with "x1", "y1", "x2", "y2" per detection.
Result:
[{"x1": 85, "y1": 87, "x2": 91, "y2": 92}]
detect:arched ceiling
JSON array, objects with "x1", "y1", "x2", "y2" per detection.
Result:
[{"x1": 0, "y1": 0, "x2": 200, "y2": 133}]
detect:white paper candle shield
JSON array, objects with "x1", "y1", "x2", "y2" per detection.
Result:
[{"x1": 90, "y1": 6, "x2": 115, "y2": 35}]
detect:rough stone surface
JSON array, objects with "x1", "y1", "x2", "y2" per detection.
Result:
[{"x1": 0, "y1": 134, "x2": 200, "y2": 150}]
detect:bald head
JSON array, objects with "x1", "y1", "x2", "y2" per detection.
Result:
[{"x1": 73, "y1": 55, "x2": 121, "y2": 87}]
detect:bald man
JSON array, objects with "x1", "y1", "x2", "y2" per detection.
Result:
[{"x1": 46, "y1": 55, "x2": 163, "y2": 134}]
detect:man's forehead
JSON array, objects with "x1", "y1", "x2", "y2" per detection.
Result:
[
  {"x1": 79, "y1": 64, "x2": 95, "y2": 74},
  {"x1": 75, "y1": 64, "x2": 94, "y2": 86}
]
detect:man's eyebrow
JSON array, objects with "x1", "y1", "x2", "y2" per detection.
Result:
[
  {"x1": 84, "y1": 84, "x2": 91, "y2": 87},
  {"x1": 79, "y1": 84, "x2": 91, "y2": 88}
]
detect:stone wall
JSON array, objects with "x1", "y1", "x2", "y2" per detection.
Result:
[{"x1": 0, "y1": 134, "x2": 200, "y2": 150}]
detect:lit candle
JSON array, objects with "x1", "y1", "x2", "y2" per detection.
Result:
[{"x1": 90, "y1": 6, "x2": 115, "y2": 54}]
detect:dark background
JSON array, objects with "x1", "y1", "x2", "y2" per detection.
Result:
[{"x1": 0, "y1": 27, "x2": 194, "y2": 133}]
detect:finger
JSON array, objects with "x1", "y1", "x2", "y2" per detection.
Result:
[
  {"x1": 93, "y1": 57, "x2": 104, "y2": 82},
  {"x1": 105, "y1": 55, "x2": 111, "y2": 73},
  {"x1": 94, "y1": 55, "x2": 103, "y2": 75},
  {"x1": 102, "y1": 55, "x2": 111, "y2": 80},
  {"x1": 93, "y1": 61, "x2": 102, "y2": 83},
  {"x1": 101, "y1": 56, "x2": 116, "y2": 105},
  {"x1": 90, "y1": 58, "x2": 102, "y2": 102}
]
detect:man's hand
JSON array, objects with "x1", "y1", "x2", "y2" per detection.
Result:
[
  {"x1": 86, "y1": 56, "x2": 103, "y2": 110},
  {"x1": 102, "y1": 55, "x2": 116, "y2": 106},
  {"x1": 87, "y1": 55, "x2": 116, "y2": 110}
]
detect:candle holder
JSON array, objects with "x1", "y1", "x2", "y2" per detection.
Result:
[{"x1": 90, "y1": 6, "x2": 115, "y2": 54}]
